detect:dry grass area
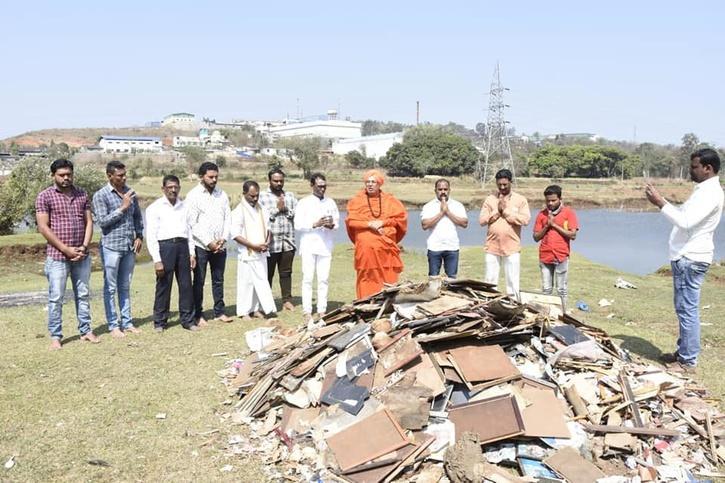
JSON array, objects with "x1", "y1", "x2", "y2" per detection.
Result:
[{"x1": 1, "y1": 244, "x2": 724, "y2": 481}]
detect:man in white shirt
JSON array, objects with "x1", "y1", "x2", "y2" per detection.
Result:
[
  {"x1": 421, "y1": 179, "x2": 469, "y2": 278},
  {"x1": 231, "y1": 180, "x2": 278, "y2": 320},
  {"x1": 294, "y1": 173, "x2": 340, "y2": 321},
  {"x1": 646, "y1": 148, "x2": 724, "y2": 373},
  {"x1": 145, "y1": 175, "x2": 198, "y2": 332},
  {"x1": 186, "y1": 162, "x2": 232, "y2": 325}
]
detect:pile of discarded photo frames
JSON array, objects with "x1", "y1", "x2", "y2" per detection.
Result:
[{"x1": 219, "y1": 277, "x2": 725, "y2": 482}]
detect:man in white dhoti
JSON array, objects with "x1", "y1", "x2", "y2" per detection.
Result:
[
  {"x1": 294, "y1": 173, "x2": 339, "y2": 322},
  {"x1": 231, "y1": 180, "x2": 278, "y2": 320}
]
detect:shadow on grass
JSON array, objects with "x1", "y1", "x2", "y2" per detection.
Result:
[{"x1": 612, "y1": 333, "x2": 667, "y2": 362}]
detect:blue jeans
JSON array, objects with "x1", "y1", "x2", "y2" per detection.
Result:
[
  {"x1": 427, "y1": 250, "x2": 459, "y2": 278},
  {"x1": 45, "y1": 256, "x2": 92, "y2": 340},
  {"x1": 100, "y1": 245, "x2": 136, "y2": 331},
  {"x1": 672, "y1": 257, "x2": 709, "y2": 366}
]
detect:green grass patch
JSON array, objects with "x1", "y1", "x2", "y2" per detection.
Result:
[{"x1": 1, "y1": 245, "x2": 723, "y2": 481}]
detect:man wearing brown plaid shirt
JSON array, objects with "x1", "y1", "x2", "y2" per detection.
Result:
[{"x1": 36, "y1": 159, "x2": 100, "y2": 350}]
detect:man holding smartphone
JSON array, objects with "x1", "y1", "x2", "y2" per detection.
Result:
[{"x1": 92, "y1": 160, "x2": 144, "y2": 337}]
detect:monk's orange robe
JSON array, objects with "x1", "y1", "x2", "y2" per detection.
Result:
[{"x1": 345, "y1": 190, "x2": 408, "y2": 298}]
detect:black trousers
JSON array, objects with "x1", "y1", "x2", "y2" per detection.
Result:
[
  {"x1": 193, "y1": 246, "x2": 227, "y2": 319},
  {"x1": 154, "y1": 239, "x2": 194, "y2": 329},
  {"x1": 267, "y1": 249, "x2": 295, "y2": 302}
]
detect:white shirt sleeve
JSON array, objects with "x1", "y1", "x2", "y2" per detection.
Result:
[
  {"x1": 661, "y1": 189, "x2": 719, "y2": 230},
  {"x1": 421, "y1": 201, "x2": 437, "y2": 221},
  {"x1": 294, "y1": 197, "x2": 314, "y2": 232},
  {"x1": 230, "y1": 205, "x2": 244, "y2": 240},
  {"x1": 145, "y1": 203, "x2": 161, "y2": 263},
  {"x1": 330, "y1": 200, "x2": 340, "y2": 231}
]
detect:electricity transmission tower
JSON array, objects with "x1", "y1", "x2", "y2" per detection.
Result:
[{"x1": 478, "y1": 63, "x2": 514, "y2": 185}]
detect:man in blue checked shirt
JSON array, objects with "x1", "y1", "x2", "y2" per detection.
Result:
[{"x1": 92, "y1": 160, "x2": 144, "y2": 338}]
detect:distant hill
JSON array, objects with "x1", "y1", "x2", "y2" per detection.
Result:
[{"x1": 1, "y1": 127, "x2": 197, "y2": 148}]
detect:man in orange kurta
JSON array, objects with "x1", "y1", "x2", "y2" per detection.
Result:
[{"x1": 346, "y1": 170, "x2": 408, "y2": 298}]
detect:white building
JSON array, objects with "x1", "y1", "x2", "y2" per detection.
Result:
[
  {"x1": 172, "y1": 129, "x2": 228, "y2": 148},
  {"x1": 331, "y1": 132, "x2": 404, "y2": 160},
  {"x1": 99, "y1": 136, "x2": 163, "y2": 153},
  {"x1": 162, "y1": 112, "x2": 198, "y2": 131},
  {"x1": 261, "y1": 117, "x2": 362, "y2": 141}
]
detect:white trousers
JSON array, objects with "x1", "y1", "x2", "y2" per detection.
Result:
[
  {"x1": 301, "y1": 252, "x2": 332, "y2": 315},
  {"x1": 484, "y1": 252, "x2": 521, "y2": 300},
  {"x1": 236, "y1": 258, "x2": 277, "y2": 316}
]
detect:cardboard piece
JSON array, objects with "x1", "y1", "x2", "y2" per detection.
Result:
[
  {"x1": 280, "y1": 404, "x2": 321, "y2": 436},
  {"x1": 407, "y1": 352, "x2": 446, "y2": 397},
  {"x1": 448, "y1": 394, "x2": 525, "y2": 444},
  {"x1": 543, "y1": 446, "x2": 605, "y2": 483},
  {"x1": 378, "y1": 331, "x2": 423, "y2": 376},
  {"x1": 515, "y1": 384, "x2": 571, "y2": 439},
  {"x1": 448, "y1": 344, "x2": 520, "y2": 383},
  {"x1": 416, "y1": 294, "x2": 473, "y2": 316},
  {"x1": 326, "y1": 408, "x2": 410, "y2": 472}
]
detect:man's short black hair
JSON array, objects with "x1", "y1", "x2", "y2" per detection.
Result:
[
  {"x1": 495, "y1": 169, "x2": 513, "y2": 181},
  {"x1": 692, "y1": 148, "x2": 721, "y2": 174},
  {"x1": 268, "y1": 167, "x2": 285, "y2": 180},
  {"x1": 50, "y1": 158, "x2": 73, "y2": 174},
  {"x1": 243, "y1": 180, "x2": 260, "y2": 193},
  {"x1": 198, "y1": 162, "x2": 219, "y2": 176},
  {"x1": 434, "y1": 178, "x2": 450, "y2": 189},
  {"x1": 544, "y1": 184, "x2": 562, "y2": 198},
  {"x1": 310, "y1": 172, "x2": 326, "y2": 185},
  {"x1": 106, "y1": 160, "x2": 125, "y2": 175},
  {"x1": 162, "y1": 174, "x2": 180, "y2": 186}
]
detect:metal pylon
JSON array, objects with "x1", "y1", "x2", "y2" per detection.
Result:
[{"x1": 478, "y1": 63, "x2": 514, "y2": 185}]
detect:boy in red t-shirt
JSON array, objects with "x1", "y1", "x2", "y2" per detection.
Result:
[{"x1": 533, "y1": 185, "x2": 579, "y2": 309}]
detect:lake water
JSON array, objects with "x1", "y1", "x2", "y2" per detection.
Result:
[
  {"x1": 326, "y1": 209, "x2": 725, "y2": 276},
  {"x1": 135, "y1": 207, "x2": 725, "y2": 276}
]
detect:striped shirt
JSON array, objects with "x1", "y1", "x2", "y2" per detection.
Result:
[
  {"x1": 259, "y1": 188, "x2": 297, "y2": 253},
  {"x1": 35, "y1": 185, "x2": 90, "y2": 261},
  {"x1": 185, "y1": 183, "x2": 231, "y2": 250},
  {"x1": 92, "y1": 183, "x2": 144, "y2": 251}
]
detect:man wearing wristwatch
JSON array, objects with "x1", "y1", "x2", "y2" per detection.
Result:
[
  {"x1": 92, "y1": 160, "x2": 145, "y2": 338},
  {"x1": 36, "y1": 159, "x2": 100, "y2": 350}
]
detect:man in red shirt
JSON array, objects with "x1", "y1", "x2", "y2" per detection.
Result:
[{"x1": 533, "y1": 185, "x2": 579, "y2": 309}]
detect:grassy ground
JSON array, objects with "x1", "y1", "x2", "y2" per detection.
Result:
[{"x1": 1, "y1": 245, "x2": 724, "y2": 481}]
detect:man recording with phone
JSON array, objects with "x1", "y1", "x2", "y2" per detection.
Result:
[{"x1": 92, "y1": 160, "x2": 144, "y2": 337}]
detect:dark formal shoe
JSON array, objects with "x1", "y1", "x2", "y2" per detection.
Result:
[{"x1": 658, "y1": 352, "x2": 679, "y2": 364}]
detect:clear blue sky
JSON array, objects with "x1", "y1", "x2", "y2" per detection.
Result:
[{"x1": 1, "y1": 0, "x2": 723, "y2": 146}]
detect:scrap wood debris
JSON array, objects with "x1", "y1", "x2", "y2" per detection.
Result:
[{"x1": 217, "y1": 277, "x2": 725, "y2": 482}]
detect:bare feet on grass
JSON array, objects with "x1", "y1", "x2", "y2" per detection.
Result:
[
  {"x1": 80, "y1": 332, "x2": 100, "y2": 343},
  {"x1": 197, "y1": 317, "x2": 209, "y2": 327},
  {"x1": 125, "y1": 326, "x2": 142, "y2": 334},
  {"x1": 49, "y1": 339, "x2": 62, "y2": 350},
  {"x1": 110, "y1": 328, "x2": 125, "y2": 338}
]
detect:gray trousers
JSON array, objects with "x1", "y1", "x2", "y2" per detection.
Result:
[{"x1": 540, "y1": 258, "x2": 569, "y2": 309}]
